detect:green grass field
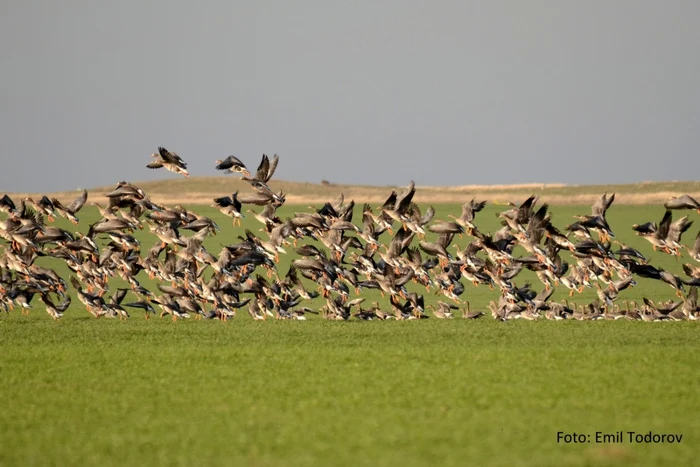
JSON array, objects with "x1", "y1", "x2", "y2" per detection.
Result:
[{"x1": 1, "y1": 201, "x2": 699, "y2": 466}]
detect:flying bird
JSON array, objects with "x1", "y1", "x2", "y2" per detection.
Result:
[
  {"x1": 215, "y1": 155, "x2": 250, "y2": 177},
  {"x1": 147, "y1": 147, "x2": 189, "y2": 177}
]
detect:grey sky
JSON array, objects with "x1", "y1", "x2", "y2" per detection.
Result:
[{"x1": 2, "y1": 1, "x2": 699, "y2": 193}]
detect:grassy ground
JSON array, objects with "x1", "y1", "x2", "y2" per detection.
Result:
[
  {"x1": 2, "y1": 319, "x2": 698, "y2": 466},
  {"x1": 1, "y1": 202, "x2": 699, "y2": 466}
]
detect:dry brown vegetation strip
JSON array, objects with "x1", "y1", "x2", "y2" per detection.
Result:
[{"x1": 8, "y1": 178, "x2": 700, "y2": 206}]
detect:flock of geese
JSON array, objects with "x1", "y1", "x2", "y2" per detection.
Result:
[{"x1": 2, "y1": 146, "x2": 700, "y2": 322}]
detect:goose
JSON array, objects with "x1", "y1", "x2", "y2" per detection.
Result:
[
  {"x1": 664, "y1": 194, "x2": 700, "y2": 213},
  {"x1": 215, "y1": 155, "x2": 250, "y2": 176},
  {"x1": 212, "y1": 192, "x2": 244, "y2": 226},
  {"x1": 429, "y1": 301, "x2": 456, "y2": 319},
  {"x1": 633, "y1": 210, "x2": 672, "y2": 252},
  {"x1": 147, "y1": 146, "x2": 189, "y2": 177},
  {"x1": 462, "y1": 301, "x2": 485, "y2": 319},
  {"x1": 39, "y1": 293, "x2": 70, "y2": 320},
  {"x1": 51, "y1": 190, "x2": 88, "y2": 225},
  {"x1": 241, "y1": 154, "x2": 279, "y2": 191},
  {"x1": 237, "y1": 190, "x2": 285, "y2": 207},
  {"x1": 382, "y1": 180, "x2": 416, "y2": 228},
  {"x1": 0, "y1": 194, "x2": 17, "y2": 215},
  {"x1": 666, "y1": 215, "x2": 693, "y2": 256},
  {"x1": 449, "y1": 199, "x2": 486, "y2": 234},
  {"x1": 25, "y1": 196, "x2": 58, "y2": 222},
  {"x1": 104, "y1": 181, "x2": 146, "y2": 200}
]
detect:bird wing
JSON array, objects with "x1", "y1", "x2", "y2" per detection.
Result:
[
  {"x1": 238, "y1": 192, "x2": 273, "y2": 206},
  {"x1": 0, "y1": 194, "x2": 16, "y2": 211},
  {"x1": 632, "y1": 222, "x2": 657, "y2": 234},
  {"x1": 429, "y1": 222, "x2": 462, "y2": 234},
  {"x1": 216, "y1": 155, "x2": 247, "y2": 171},
  {"x1": 462, "y1": 199, "x2": 486, "y2": 222},
  {"x1": 656, "y1": 210, "x2": 673, "y2": 240},
  {"x1": 65, "y1": 190, "x2": 88, "y2": 213},
  {"x1": 159, "y1": 147, "x2": 186, "y2": 167},
  {"x1": 113, "y1": 288, "x2": 129, "y2": 305},
  {"x1": 331, "y1": 193, "x2": 345, "y2": 214},
  {"x1": 394, "y1": 180, "x2": 416, "y2": 213},
  {"x1": 146, "y1": 161, "x2": 164, "y2": 169},
  {"x1": 264, "y1": 154, "x2": 280, "y2": 182},
  {"x1": 252, "y1": 154, "x2": 270, "y2": 182},
  {"x1": 592, "y1": 192, "x2": 615, "y2": 217},
  {"x1": 517, "y1": 195, "x2": 538, "y2": 223},
  {"x1": 665, "y1": 194, "x2": 700, "y2": 210},
  {"x1": 668, "y1": 217, "x2": 693, "y2": 243},
  {"x1": 419, "y1": 205, "x2": 435, "y2": 225},
  {"x1": 382, "y1": 191, "x2": 397, "y2": 210}
]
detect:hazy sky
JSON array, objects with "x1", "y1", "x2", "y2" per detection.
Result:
[{"x1": 2, "y1": 1, "x2": 699, "y2": 193}]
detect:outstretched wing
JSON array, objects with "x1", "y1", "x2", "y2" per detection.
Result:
[
  {"x1": 159, "y1": 147, "x2": 186, "y2": 167},
  {"x1": 216, "y1": 155, "x2": 247, "y2": 172},
  {"x1": 66, "y1": 189, "x2": 88, "y2": 213},
  {"x1": 253, "y1": 154, "x2": 270, "y2": 182},
  {"x1": 264, "y1": 154, "x2": 280, "y2": 182}
]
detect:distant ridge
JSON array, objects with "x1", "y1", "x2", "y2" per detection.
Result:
[{"x1": 5, "y1": 177, "x2": 700, "y2": 206}]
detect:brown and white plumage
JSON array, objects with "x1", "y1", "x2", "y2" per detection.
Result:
[
  {"x1": 242, "y1": 154, "x2": 279, "y2": 185},
  {"x1": 52, "y1": 190, "x2": 88, "y2": 225},
  {"x1": 147, "y1": 146, "x2": 189, "y2": 177},
  {"x1": 215, "y1": 155, "x2": 250, "y2": 176},
  {"x1": 591, "y1": 192, "x2": 615, "y2": 218},
  {"x1": 664, "y1": 194, "x2": 700, "y2": 213},
  {"x1": 212, "y1": 192, "x2": 244, "y2": 225}
]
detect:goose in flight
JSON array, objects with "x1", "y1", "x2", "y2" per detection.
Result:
[
  {"x1": 664, "y1": 194, "x2": 700, "y2": 214},
  {"x1": 147, "y1": 147, "x2": 189, "y2": 177},
  {"x1": 215, "y1": 155, "x2": 250, "y2": 177},
  {"x1": 52, "y1": 189, "x2": 88, "y2": 225},
  {"x1": 242, "y1": 154, "x2": 279, "y2": 192}
]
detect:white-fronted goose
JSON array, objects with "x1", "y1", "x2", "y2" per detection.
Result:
[
  {"x1": 52, "y1": 189, "x2": 88, "y2": 225},
  {"x1": 215, "y1": 155, "x2": 250, "y2": 176},
  {"x1": 147, "y1": 146, "x2": 189, "y2": 177},
  {"x1": 664, "y1": 194, "x2": 700, "y2": 213}
]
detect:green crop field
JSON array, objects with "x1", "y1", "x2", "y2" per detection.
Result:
[{"x1": 1, "y1": 201, "x2": 699, "y2": 466}]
